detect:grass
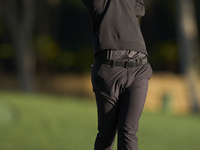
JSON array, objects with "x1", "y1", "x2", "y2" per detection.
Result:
[{"x1": 0, "y1": 91, "x2": 200, "y2": 150}]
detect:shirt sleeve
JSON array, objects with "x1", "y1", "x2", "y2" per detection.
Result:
[{"x1": 134, "y1": 0, "x2": 145, "y2": 17}]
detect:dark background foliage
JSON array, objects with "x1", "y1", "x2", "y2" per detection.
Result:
[{"x1": 0, "y1": 0, "x2": 199, "y2": 74}]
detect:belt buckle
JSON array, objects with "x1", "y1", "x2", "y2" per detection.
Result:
[{"x1": 125, "y1": 60, "x2": 133, "y2": 68}]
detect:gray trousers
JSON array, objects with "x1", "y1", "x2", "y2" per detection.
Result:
[{"x1": 91, "y1": 52, "x2": 153, "y2": 150}]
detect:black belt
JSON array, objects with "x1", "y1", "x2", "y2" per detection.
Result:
[{"x1": 96, "y1": 57, "x2": 148, "y2": 68}]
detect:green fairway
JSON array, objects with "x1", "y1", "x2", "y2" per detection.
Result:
[{"x1": 0, "y1": 91, "x2": 199, "y2": 150}]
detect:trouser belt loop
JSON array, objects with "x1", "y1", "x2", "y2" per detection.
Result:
[
  {"x1": 106, "y1": 50, "x2": 109, "y2": 59},
  {"x1": 106, "y1": 49, "x2": 111, "y2": 59},
  {"x1": 112, "y1": 58, "x2": 115, "y2": 68},
  {"x1": 137, "y1": 58, "x2": 142, "y2": 66}
]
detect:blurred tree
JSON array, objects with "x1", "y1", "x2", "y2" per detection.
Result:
[
  {"x1": 176, "y1": 0, "x2": 200, "y2": 112},
  {"x1": 2, "y1": 0, "x2": 37, "y2": 92}
]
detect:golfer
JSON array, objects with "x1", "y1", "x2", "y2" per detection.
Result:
[{"x1": 82, "y1": 0, "x2": 152, "y2": 150}]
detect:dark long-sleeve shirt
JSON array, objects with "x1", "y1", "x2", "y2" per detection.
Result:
[{"x1": 82, "y1": 0, "x2": 147, "y2": 56}]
